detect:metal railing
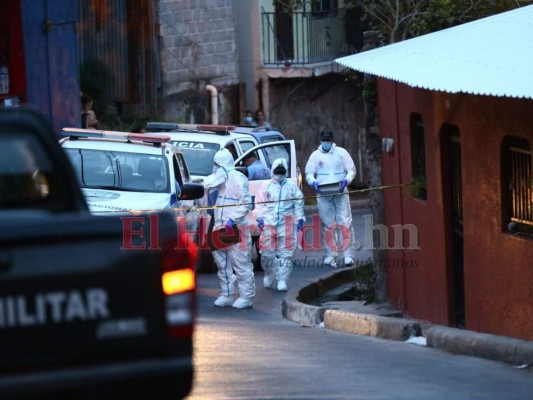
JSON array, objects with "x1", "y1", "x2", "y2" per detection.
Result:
[{"x1": 261, "y1": 8, "x2": 354, "y2": 66}]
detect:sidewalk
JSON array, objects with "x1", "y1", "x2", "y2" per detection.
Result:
[{"x1": 282, "y1": 266, "x2": 533, "y2": 367}]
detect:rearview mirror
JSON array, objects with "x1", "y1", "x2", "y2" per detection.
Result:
[{"x1": 178, "y1": 183, "x2": 205, "y2": 200}]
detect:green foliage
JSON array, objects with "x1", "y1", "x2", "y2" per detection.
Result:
[
  {"x1": 345, "y1": 0, "x2": 519, "y2": 43},
  {"x1": 410, "y1": 175, "x2": 427, "y2": 199},
  {"x1": 339, "y1": 258, "x2": 377, "y2": 304},
  {"x1": 410, "y1": 0, "x2": 519, "y2": 37},
  {"x1": 341, "y1": 67, "x2": 377, "y2": 107}
]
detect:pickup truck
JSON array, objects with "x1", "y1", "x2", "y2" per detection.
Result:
[{"x1": 0, "y1": 109, "x2": 201, "y2": 399}]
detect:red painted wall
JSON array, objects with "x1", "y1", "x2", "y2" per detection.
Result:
[
  {"x1": 378, "y1": 78, "x2": 533, "y2": 340},
  {"x1": 1, "y1": 0, "x2": 26, "y2": 101}
]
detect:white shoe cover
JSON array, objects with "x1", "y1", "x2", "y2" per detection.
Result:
[
  {"x1": 324, "y1": 256, "x2": 338, "y2": 268},
  {"x1": 214, "y1": 295, "x2": 233, "y2": 307},
  {"x1": 263, "y1": 275, "x2": 275, "y2": 288},
  {"x1": 232, "y1": 298, "x2": 253, "y2": 309},
  {"x1": 344, "y1": 257, "x2": 355, "y2": 266},
  {"x1": 277, "y1": 280, "x2": 288, "y2": 292}
]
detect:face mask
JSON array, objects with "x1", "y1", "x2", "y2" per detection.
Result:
[
  {"x1": 244, "y1": 116, "x2": 253, "y2": 124},
  {"x1": 213, "y1": 165, "x2": 220, "y2": 174},
  {"x1": 321, "y1": 142, "x2": 332, "y2": 152},
  {"x1": 273, "y1": 174, "x2": 286, "y2": 183}
]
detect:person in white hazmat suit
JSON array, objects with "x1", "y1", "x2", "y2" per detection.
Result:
[
  {"x1": 305, "y1": 130, "x2": 357, "y2": 268},
  {"x1": 202, "y1": 149, "x2": 255, "y2": 308},
  {"x1": 256, "y1": 158, "x2": 305, "y2": 292}
]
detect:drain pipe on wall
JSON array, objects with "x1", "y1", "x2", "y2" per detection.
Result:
[{"x1": 205, "y1": 84, "x2": 219, "y2": 124}]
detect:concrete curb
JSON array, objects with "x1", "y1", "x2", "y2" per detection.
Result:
[
  {"x1": 281, "y1": 289, "x2": 323, "y2": 327},
  {"x1": 324, "y1": 310, "x2": 421, "y2": 341},
  {"x1": 426, "y1": 326, "x2": 533, "y2": 366},
  {"x1": 284, "y1": 267, "x2": 533, "y2": 366},
  {"x1": 281, "y1": 267, "x2": 359, "y2": 327}
]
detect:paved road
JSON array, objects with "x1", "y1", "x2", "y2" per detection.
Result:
[
  {"x1": 186, "y1": 211, "x2": 533, "y2": 399},
  {"x1": 187, "y1": 273, "x2": 533, "y2": 400}
]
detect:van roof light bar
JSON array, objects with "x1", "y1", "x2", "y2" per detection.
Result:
[
  {"x1": 146, "y1": 122, "x2": 235, "y2": 135},
  {"x1": 62, "y1": 128, "x2": 171, "y2": 144},
  {"x1": 145, "y1": 122, "x2": 180, "y2": 131}
]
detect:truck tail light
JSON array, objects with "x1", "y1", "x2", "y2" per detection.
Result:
[
  {"x1": 162, "y1": 268, "x2": 195, "y2": 295},
  {"x1": 161, "y1": 232, "x2": 198, "y2": 338}
]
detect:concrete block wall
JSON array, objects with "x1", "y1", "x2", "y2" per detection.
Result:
[{"x1": 157, "y1": 0, "x2": 240, "y2": 123}]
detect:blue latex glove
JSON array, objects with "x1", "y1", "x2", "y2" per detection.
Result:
[
  {"x1": 257, "y1": 218, "x2": 265, "y2": 231},
  {"x1": 226, "y1": 218, "x2": 235, "y2": 229},
  {"x1": 312, "y1": 181, "x2": 321, "y2": 194},
  {"x1": 297, "y1": 219, "x2": 304, "y2": 231},
  {"x1": 339, "y1": 179, "x2": 348, "y2": 193}
]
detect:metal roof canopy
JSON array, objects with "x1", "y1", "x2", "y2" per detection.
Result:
[{"x1": 335, "y1": 5, "x2": 533, "y2": 99}]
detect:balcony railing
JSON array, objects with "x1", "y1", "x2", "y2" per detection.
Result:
[{"x1": 261, "y1": 8, "x2": 356, "y2": 66}]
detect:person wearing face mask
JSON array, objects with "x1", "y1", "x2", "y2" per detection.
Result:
[
  {"x1": 242, "y1": 110, "x2": 257, "y2": 127},
  {"x1": 202, "y1": 149, "x2": 255, "y2": 308},
  {"x1": 256, "y1": 158, "x2": 305, "y2": 291},
  {"x1": 305, "y1": 130, "x2": 357, "y2": 268}
]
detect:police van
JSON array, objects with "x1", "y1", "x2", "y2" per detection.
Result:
[
  {"x1": 60, "y1": 129, "x2": 203, "y2": 224},
  {"x1": 146, "y1": 123, "x2": 300, "y2": 270}
]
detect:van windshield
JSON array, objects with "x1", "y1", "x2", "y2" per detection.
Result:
[
  {"x1": 171, "y1": 141, "x2": 220, "y2": 176},
  {"x1": 65, "y1": 149, "x2": 169, "y2": 193}
]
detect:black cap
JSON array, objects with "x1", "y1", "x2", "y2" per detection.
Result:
[{"x1": 320, "y1": 130, "x2": 334, "y2": 141}]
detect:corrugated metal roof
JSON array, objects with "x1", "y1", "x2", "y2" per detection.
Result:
[{"x1": 335, "y1": 5, "x2": 533, "y2": 99}]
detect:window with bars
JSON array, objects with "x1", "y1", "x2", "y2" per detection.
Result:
[{"x1": 502, "y1": 136, "x2": 533, "y2": 237}]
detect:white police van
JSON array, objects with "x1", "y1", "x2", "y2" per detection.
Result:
[
  {"x1": 60, "y1": 128, "x2": 204, "y2": 220},
  {"x1": 146, "y1": 123, "x2": 300, "y2": 270}
]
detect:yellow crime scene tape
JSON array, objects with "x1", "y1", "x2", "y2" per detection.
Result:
[{"x1": 94, "y1": 183, "x2": 411, "y2": 214}]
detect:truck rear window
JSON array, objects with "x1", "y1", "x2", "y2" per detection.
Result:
[{"x1": 0, "y1": 132, "x2": 53, "y2": 209}]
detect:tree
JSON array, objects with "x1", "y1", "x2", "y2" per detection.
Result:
[
  {"x1": 344, "y1": 0, "x2": 521, "y2": 302},
  {"x1": 359, "y1": 0, "x2": 520, "y2": 42}
]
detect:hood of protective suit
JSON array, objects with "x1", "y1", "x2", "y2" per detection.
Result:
[
  {"x1": 214, "y1": 148, "x2": 234, "y2": 169},
  {"x1": 203, "y1": 148, "x2": 235, "y2": 189},
  {"x1": 271, "y1": 157, "x2": 288, "y2": 176}
]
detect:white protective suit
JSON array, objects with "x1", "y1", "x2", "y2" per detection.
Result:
[
  {"x1": 305, "y1": 143, "x2": 357, "y2": 259},
  {"x1": 257, "y1": 158, "x2": 305, "y2": 283},
  {"x1": 203, "y1": 149, "x2": 255, "y2": 303}
]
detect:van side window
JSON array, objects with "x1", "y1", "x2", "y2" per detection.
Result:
[
  {"x1": 239, "y1": 140, "x2": 255, "y2": 153},
  {"x1": 225, "y1": 143, "x2": 238, "y2": 161}
]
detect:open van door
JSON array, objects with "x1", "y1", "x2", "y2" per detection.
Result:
[{"x1": 234, "y1": 140, "x2": 297, "y2": 236}]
